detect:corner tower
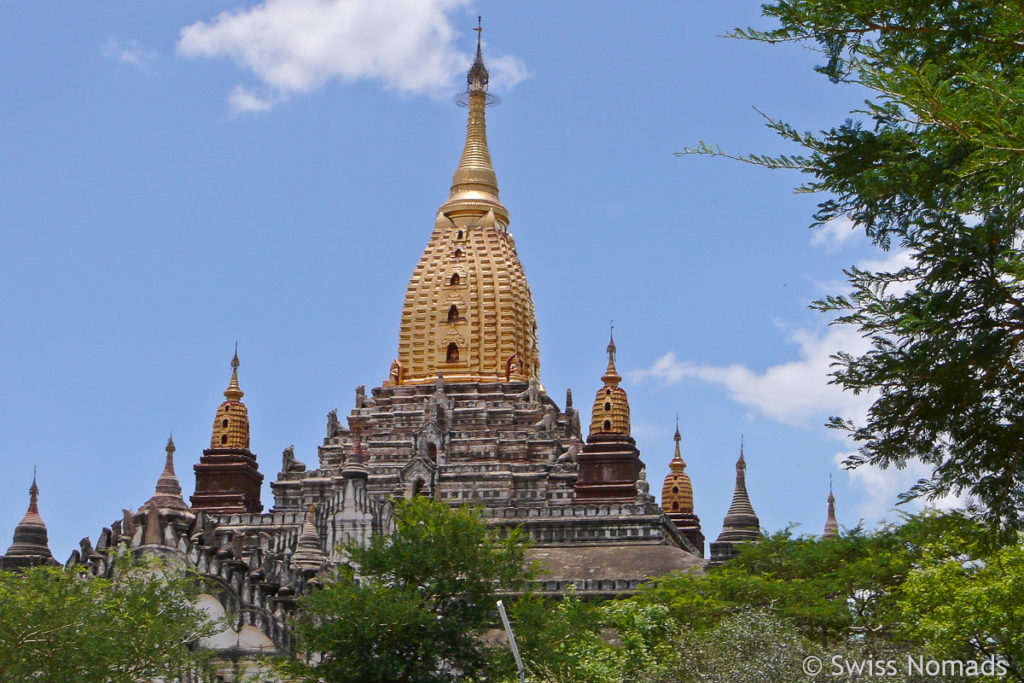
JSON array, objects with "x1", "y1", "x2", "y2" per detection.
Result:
[
  {"x1": 709, "y1": 439, "x2": 762, "y2": 566},
  {"x1": 1, "y1": 472, "x2": 57, "y2": 569},
  {"x1": 661, "y1": 420, "x2": 704, "y2": 557},
  {"x1": 191, "y1": 349, "x2": 264, "y2": 513},
  {"x1": 574, "y1": 331, "x2": 645, "y2": 502},
  {"x1": 391, "y1": 25, "x2": 539, "y2": 386}
]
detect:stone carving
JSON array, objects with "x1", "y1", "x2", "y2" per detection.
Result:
[
  {"x1": 389, "y1": 359, "x2": 403, "y2": 385},
  {"x1": 556, "y1": 435, "x2": 581, "y2": 465},
  {"x1": 637, "y1": 467, "x2": 654, "y2": 503},
  {"x1": 505, "y1": 353, "x2": 521, "y2": 381},
  {"x1": 518, "y1": 376, "x2": 541, "y2": 404},
  {"x1": 355, "y1": 385, "x2": 374, "y2": 408},
  {"x1": 282, "y1": 445, "x2": 306, "y2": 473},
  {"x1": 426, "y1": 375, "x2": 451, "y2": 428},
  {"x1": 534, "y1": 404, "x2": 557, "y2": 431},
  {"x1": 327, "y1": 409, "x2": 341, "y2": 439}
]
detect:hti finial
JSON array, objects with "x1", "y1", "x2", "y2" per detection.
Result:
[
  {"x1": 466, "y1": 17, "x2": 489, "y2": 91},
  {"x1": 674, "y1": 413, "x2": 681, "y2": 441},
  {"x1": 224, "y1": 345, "x2": 245, "y2": 401},
  {"x1": 607, "y1": 322, "x2": 616, "y2": 359},
  {"x1": 166, "y1": 433, "x2": 175, "y2": 453}
]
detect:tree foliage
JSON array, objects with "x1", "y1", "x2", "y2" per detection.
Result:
[
  {"x1": 685, "y1": 0, "x2": 1024, "y2": 537},
  {"x1": 0, "y1": 557, "x2": 219, "y2": 682},
  {"x1": 281, "y1": 497, "x2": 533, "y2": 683}
]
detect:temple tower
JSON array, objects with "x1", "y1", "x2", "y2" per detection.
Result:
[
  {"x1": 392, "y1": 25, "x2": 539, "y2": 386},
  {"x1": 191, "y1": 350, "x2": 264, "y2": 513},
  {"x1": 709, "y1": 439, "x2": 762, "y2": 566},
  {"x1": 147, "y1": 435, "x2": 189, "y2": 513},
  {"x1": 1, "y1": 472, "x2": 57, "y2": 569},
  {"x1": 823, "y1": 481, "x2": 839, "y2": 539},
  {"x1": 660, "y1": 419, "x2": 704, "y2": 557},
  {"x1": 574, "y1": 331, "x2": 644, "y2": 502}
]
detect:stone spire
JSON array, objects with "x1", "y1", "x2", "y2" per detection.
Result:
[
  {"x1": 393, "y1": 22, "x2": 539, "y2": 386},
  {"x1": 710, "y1": 438, "x2": 762, "y2": 565},
  {"x1": 1, "y1": 470, "x2": 56, "y2": 568},
  {"x1": 342, "y1": 428, "x2": 369, "y2": 480},
  {"x1": 823, "y1": 479, "x2": 839, "y2": 539},
  {"x1": 589, "y1": 327, "x2": 630, "y2": 435},
  {"x1": 660, "y1": 418, "x2": 704, "y2": 557},
  {"x1": 291, "y1": 504, "x2": 326, "y2": 573},
  {"x1": 192, "y1": 347, "x2": 264, "y2": 514},
  {"x1": 146, "y1": 435, "x2": 189, "y2": 512}
]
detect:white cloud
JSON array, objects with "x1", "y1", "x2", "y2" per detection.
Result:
[
  {"x1": 101, "y1": 38, "x2": 157, "y2": 71},
  {"x1": 631, "y1": 324, "x2": 873, "y2": 428},
  {"x1": 177, "y1": 0, "x2": 527, "y2": 112},
  {"x1": 810, "y1": 216, "x2": 859, "y2": 252},
  {"x1": 834, "y1": 451, "x2": 963, "y2": 523}
]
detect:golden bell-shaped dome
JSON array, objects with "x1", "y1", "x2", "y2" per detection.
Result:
[
  {"x1": 210, "y1": 349, "x2": 251, "y2": 450},
  {"x1": 589, "y1": 331, "x2": 631, "y2": 435},
  {"x1": 661, "y1": 422, "x2": 694, "y2": 514},
  {"x1": 392, "y1": 29, "x2": 538, "y2": 385}
]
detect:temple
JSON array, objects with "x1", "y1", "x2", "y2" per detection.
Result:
[{"x1": 2, "y1": 31, "x2": 777, "y2": 675}]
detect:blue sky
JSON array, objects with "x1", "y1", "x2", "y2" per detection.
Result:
[{"x1": 0, "y1": 2, "x2": 927, "y2": 561}]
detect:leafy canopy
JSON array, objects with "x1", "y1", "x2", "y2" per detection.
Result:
[
  {"x1": 0, "y1": 556, "x2": 219, "y2": 682},
  {"x1": 281, "y1": 496, "x2": 533, "y2": 683},
  {"x1": 686, "y1": 1, "x2": 1024, "y2": 537}
]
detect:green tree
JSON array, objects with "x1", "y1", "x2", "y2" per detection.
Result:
[
  {"x1": 688, "y1": 1, "x2": 1024, "y2": 537},
  {"x1": 900, "y1": 531, "x2": 1024, "y2": 681},
  {"x1": 0, "y1": 558, "x2": 219, "y2": 682},
  {"x1": 280, "y1": 497, "x2": 533, "y2": 683}
]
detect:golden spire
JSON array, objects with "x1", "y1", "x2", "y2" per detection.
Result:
[
  {"x1": 393, "y1": 22, "x2": 538, "y2": 386},
  {"x1": 602, "y1": 325, "x2": 622, "y2": 387},
  {"x1": 669, "y1": 415, "x2": 686, "y2": 473},
  {"x1": 589, "y1": 327, "x2": 631, "y2": 435},
  {"x1": 224, "y1": 343, "x2": 244, "y2": 401},
  {"x1": 661, "y1": 418, "x2": 694, "y2": 514},
  {"x1": 210, "y1": 347, "x2": 251, "y2": 450},
  {"x1": 440, "y1": 17, "x2": 508, "y2": 225}
]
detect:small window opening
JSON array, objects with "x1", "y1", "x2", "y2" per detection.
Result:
[
  {"x1": 456, "y1": 230, "x2": 463, "y2": 240},
  {"x1": 446, "y1": 343, "x2": 459, "y2": 362},
  {"x1": 604, "y1": 402, "x2": 612, "y2": 411},
  {"x1": 447, "y1": 305, "x2": 459, "y2": 322},
  {"x1": 454, "y1": 248, "x2": 462, "y2": 258},
  {"x1": 605, "y1": 388, "x2": 612, "y2": 397},
  {"x1": 412, "y1": 478, "x2": 425, "y2": 497},
  {"x1": 221, "y1": 418, "x2": 229, "y2": 428},
  {"x1": 603, "y1": 419, "x2": 611, "y2": 431},
  {"x1": 673, "y1": 486, "x2": 679, "y2": 494},
  {"x1": 221, "y1": 434, "x2": 228, "y2": 445},
  {"x1": 449, "y1": 273, "x2": 460, "y2": 286},
  {"x1": 672, "y1": 501, "x2": 679, "y2": 511},
  {"x1": 427, "y1": 443, "x2": 437, "y2": 462}
]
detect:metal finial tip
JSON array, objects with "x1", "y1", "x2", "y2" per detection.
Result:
[
  {"x1": 231, "y1": 342, "x2": 240, "y2": 369},
  {"x1": 166, "y1": 433, "x2": 176, "y2": 452}
]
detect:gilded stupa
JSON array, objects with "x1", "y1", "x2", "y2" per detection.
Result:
[{"x1": 391, "y1": 26, "x2": 539, "y2": 386}]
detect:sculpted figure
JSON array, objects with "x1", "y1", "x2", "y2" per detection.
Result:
[
  {"x1": 637, "y1": 467, "x2": 654, "y2": 503},
  {"x1": 505, "y1": 353, "x2": 521, "y2": 381},
  {"x1": 389, "y1": 359, "x2": 403, "y2": 385},
  {"x1": 534, "y1": 404, "x2": 557, "y2": 431},
  {"x1": 355, "y1": 384, "x2": 372, "y2": 408},
  {"x1": 327, "y1": 409, "x2": 341, "y2": 438},
  {"x1": 556, "y1": 435, "x2": 581, "y2": 464},
  {"x1": 518, "y1": 376, "x2": 541, "y2": 404},
  {"x1": 282, "y1": 444, "x2": 306, "y2": 473}
]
